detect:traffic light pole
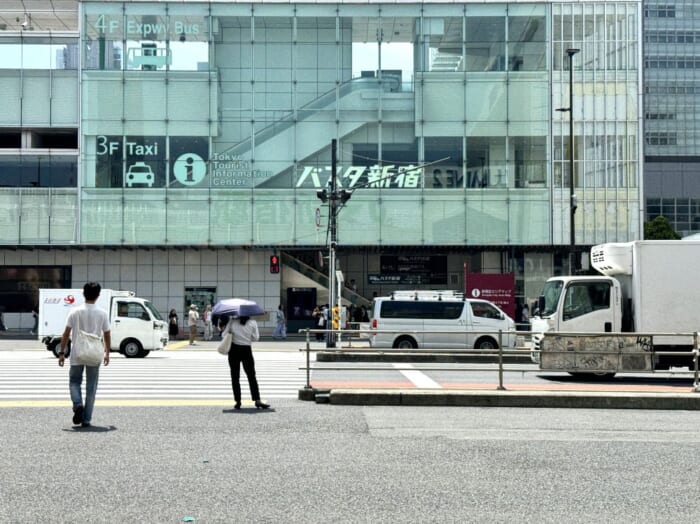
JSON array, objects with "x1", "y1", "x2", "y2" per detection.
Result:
[{"x1": 326, "y1": 139, "x2": 338, "y2": 348}]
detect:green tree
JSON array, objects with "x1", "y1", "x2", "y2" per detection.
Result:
[{"x1": 644, "y1": 215, "x2": 681, "y2": 240}]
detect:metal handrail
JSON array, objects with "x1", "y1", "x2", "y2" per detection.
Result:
[{"x1": 297, "y1": 328, "x2": 700, "y2": 393}]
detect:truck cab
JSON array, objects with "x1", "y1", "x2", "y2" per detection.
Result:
[
  {"x1": 111, "y1": 298, "x2": 167, "y2": 357},
  {"x1": 530, "y1": 276, "x2": 622, "y2": 363}
]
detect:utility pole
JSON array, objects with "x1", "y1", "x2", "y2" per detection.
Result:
[{"x1": 317, "y1": 139, "x2": 351, "y2": 348}]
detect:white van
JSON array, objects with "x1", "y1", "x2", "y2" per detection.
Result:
[{"x1": 369, "y1": 290, "x2": 516, "y2": 350}]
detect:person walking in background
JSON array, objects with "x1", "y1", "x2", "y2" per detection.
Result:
[
  {"x1": 312, "y1": 306, "x2": 324, "y2": 341},
  {"x1": 168, "y1": 308, "x2": 179, "y2": 340},
  {"x1": 203, "y1": 304, "x2": 213, "y2": 341},
  {"x1": 224, "y1": 315, "x2": 270, "y2": 410},
  {"x1": 188, "y1": 304, "x2": 199, "y2": 345},
  {"x1": 272, "y1": 304, "x2": 287, "y2": 340},
  {"x1": 57, "y1": 282, "x2": 110, "y2": 428},
  {"x1": 30, "y1": 309, "x2": 38, "y2": 335}
]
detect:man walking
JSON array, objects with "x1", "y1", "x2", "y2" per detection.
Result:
[
  {"x1": 272, "y1": 304, "x2": 287, "y2": 340},
  {"x1": 58, "y1": 282, "x2": 110, "y2": 428},
  {"x1": 188, "y1": 304, "x2": 199, "y2": 345}
]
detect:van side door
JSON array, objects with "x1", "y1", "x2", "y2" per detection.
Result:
[{"x1": 430, "y1": 301, "x2": 469, "y2": 348}]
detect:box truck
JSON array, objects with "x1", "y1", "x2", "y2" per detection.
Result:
[
  {"x1": 38, "y1": 288, "x2": 168, "y2": 358},
  {"x1": 530, "y1": 240, "x2": 700, "y2": 375}
]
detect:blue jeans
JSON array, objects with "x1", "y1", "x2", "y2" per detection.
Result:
[
  {"x1": 69, "y1": 365, "x2": 100, "y2": 423},
  {"x1": 272, "y1": 322, "x2": 286, "y2": 339}
]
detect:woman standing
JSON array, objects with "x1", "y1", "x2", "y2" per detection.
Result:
[
  {"x1": 168, "y1": 308, "x2": 179, "y2": 339},
  {"x1": 225, "y1": 316, "x2": 270, "y2": 410}
]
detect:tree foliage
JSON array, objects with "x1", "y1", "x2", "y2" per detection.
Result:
[{"x1": 644, "y1": 215, "x2": 681, "y2": 240}]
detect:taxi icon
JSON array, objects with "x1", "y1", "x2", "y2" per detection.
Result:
[{"x1": 126, "y1": 162, "x2": 154, "y2": 188}]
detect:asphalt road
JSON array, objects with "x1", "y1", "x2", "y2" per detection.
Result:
[
  {"x1": 3, "y1": 337, "x2": 700, "y2": 522},
  {"x1": 3, "y1": 401, "x2": 700, "y2": 522}
]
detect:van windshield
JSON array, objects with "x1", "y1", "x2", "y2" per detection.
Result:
[{"x1": 144, "y1": 301, "x2": 163, "y2": 321}]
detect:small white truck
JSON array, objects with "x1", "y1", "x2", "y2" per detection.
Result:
[
  {"x1": 531, "y1": 240, "x2": 700, "y2": 376},
  {"x1": 38, "y1": 288, "x2": 168, "y2": 358}
]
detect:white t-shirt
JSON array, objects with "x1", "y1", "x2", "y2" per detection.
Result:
[
  {"x1": 66, "y1": 303, "x2": 110, "y2": 365},
  {"x1": 226, "y1": 318, "x2": 260, "y2": 346}
]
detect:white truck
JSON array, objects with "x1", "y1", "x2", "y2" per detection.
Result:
[
  {"x1": 530, "y1": 240, "x2": 700, "y2": 375},
  {"x1": 38, "y1": 288, "x2": 168, "y2": 358}
]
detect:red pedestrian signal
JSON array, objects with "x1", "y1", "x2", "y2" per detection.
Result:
[{"x1": 269, "y1": 255, "x2": 280, "y2": 274}]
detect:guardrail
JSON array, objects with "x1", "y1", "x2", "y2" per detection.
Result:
[{"x1": 296, "y1": 328, "x2": 700, "y2": 394}]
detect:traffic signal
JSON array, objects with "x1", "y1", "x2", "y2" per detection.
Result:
[
  {"x1": 331, "y1": 306, "x2": 340, "y2": 329},
  {"x1": 269, "y1": 255, "x2": 280, "y2": 274}
]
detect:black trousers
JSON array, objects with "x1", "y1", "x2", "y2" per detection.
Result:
[{"x1": 228, "y1": 343, "x2": 260, "y2": 402}]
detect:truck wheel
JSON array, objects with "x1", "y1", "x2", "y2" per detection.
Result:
[
  {"x1": 474, "y1": 337, "x2": 498, "y2": 350},
  {"x1": 393, "y1": 336, "x2": 417, "y2": 349},
  {"x1": 122, "y1": 339, "x2": 143, "y2": 358}
]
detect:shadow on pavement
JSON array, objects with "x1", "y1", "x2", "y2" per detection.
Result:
[
  {"x1": 538, "y1": 374, "x2": 694, "y2": 387},
  {"x1": 62, "y1": 425, "x2": 117, "y2": 433}
]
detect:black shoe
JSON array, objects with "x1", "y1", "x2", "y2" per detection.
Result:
[
  {"x1": 72, "y1": 406, "x2": 84, "y2": 425},
  {"x1": 255, "y1": 401, "x2": 270, "y2": 410},
  {"x1": 234, "y1": 402, "x2": 241, "y2": 410},
  {"x1": 81, "y1": 422, "x2": 91, "y2": 428}
]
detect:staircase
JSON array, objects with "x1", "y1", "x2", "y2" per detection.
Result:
[
  {"x1": 218, "y1": 76, "x2": 412, "y2": 178},
  {"x1": 281, "y1": 252, "x2": 372, "y2": 309}
]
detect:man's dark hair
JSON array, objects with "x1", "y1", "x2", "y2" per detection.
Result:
[{"x1": 83, "y1": 282, "x2": 102, "y2": 301}]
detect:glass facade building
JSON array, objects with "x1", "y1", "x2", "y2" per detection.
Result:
[
  {"x1": 0, "y1": 0, "x2": 643, "y2": 330},
  {"x1": 643, "y1": 0, "x2": 700, "y2": 236}
]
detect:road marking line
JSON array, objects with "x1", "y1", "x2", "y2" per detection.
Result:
[
  {"x1": 392, "y1": 363, "x2": 441, "y2": 389},
  {"x1": 166, "y1": 341, "x2": 194, "y2": 350}
]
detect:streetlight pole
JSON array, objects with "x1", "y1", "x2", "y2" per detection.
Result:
[{"x1": 557, "y1": 48, "x2": 580, "y2": 274}]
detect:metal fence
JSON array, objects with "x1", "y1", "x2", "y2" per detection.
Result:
[{"x1": 296, "y1": 328, "x2": 700, "y2": 393}]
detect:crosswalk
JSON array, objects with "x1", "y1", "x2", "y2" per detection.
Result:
[{"x1": 0, "y1": 350, "x2": 307, "y2": 405}]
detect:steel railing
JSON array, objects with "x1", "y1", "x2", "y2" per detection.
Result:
[{"x1": 296, "y1": 328, "x2": 700, "y2": 393}]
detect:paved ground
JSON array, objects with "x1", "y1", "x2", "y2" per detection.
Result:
[{"x1": 3, "y1": 400, "x2": 700, "y2": 523}]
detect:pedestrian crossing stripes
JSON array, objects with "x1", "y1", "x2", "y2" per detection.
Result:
[{"x1": 0, "y1": 352, "x2": 307, "y2": 404}]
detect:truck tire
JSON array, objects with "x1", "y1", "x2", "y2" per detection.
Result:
[
  {"x1": 474, "y1": 336, "x2": 498, "y2": 350},
  {"x1": 393, "y1": 336, "x2": 417, "y2": 349},
  {"x1": 121, "y1": 339, "x2": 143, "y2": 358}
]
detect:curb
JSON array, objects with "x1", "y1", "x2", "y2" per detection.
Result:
[
  {"x1": 315, "y1": 351, "x2": 532, "y2": 364},
  {"x1": 324, "y1": 388, "x2": 700, "y2": 410}
]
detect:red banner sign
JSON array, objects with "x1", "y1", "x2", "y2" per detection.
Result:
[{"x1": 464, "y1": 271, "x2": 515, "y2": 319}]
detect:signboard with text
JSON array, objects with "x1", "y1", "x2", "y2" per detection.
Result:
[
  {"x1": 465, "y1": 272, "x2": 515, "y2": 319},
  {"x1": 369, "y1": 255, "x2": 447, "y2": 286}
]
